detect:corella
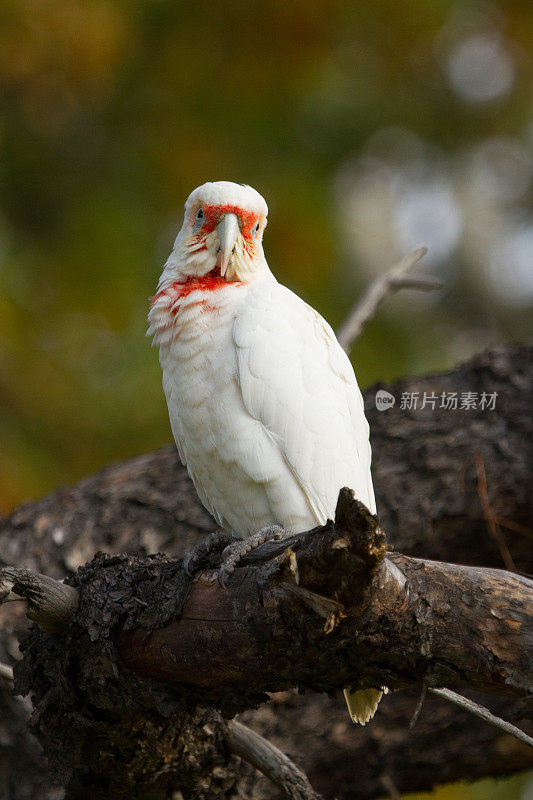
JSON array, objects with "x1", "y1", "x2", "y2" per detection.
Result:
[{"x1": 148, "y1": 181, "x2": 385, "y2": 724}]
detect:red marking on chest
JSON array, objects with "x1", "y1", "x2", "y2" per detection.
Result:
[
  {"x1": 175, "y1": 269, "x2": 231, "y2": 297},
  {"x1": 151, "y1": 269, "x2": 243, "y2": 317}
]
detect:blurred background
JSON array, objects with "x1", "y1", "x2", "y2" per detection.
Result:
[{"x1": 0, "y1": 2, "x2": 531, "y2": 795}]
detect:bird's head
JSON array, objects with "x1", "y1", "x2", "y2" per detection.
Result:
[{"x1": 163, "y1": 181, "x2": 270, "y2": 285}]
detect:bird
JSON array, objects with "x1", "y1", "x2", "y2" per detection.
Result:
[{"x1": 148, "y1": 180, "x2": 384, "y2": 725}]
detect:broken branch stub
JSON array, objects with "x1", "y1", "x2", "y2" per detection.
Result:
[
  {"x1": 279, "y1": 487, "x2": 388, "y2": 608},
  {"x1": 1, "y1": 567, "x2": 78, "y2": 634}
]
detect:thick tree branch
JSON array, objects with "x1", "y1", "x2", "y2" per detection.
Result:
[
  {"x1": 6, "y1": 526, "x2": 531, "y2": 746},
  {"x1": 118, "y1": 491, "x2": 532, "y2": 704}
]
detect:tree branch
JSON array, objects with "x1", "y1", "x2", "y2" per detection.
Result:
[
  {"x1": 227, "y1": 720, "x2": 322, "y2": 800},
  {"x1": 1, "y1": 568, "x2": 79, "y2": 634},
  {"x1": 118, "y1": 490, "x2": 532, "y2": 704},
  {"x1": 428, "y1": 689, "x2": 533, "y2": 748},
  {"x1": 336, "y1": 247, "x2": 441, "y2": 351},
  {"x1": 6, "y1": 522, "x2": 531, "y2": 749},
  {"x1": 475, "y1": 452, "x2": 517, "y2": 573}
]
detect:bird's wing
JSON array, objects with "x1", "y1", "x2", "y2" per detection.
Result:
[{"x1": 233, "y1": 279, "x2": 375, "y2": 527}]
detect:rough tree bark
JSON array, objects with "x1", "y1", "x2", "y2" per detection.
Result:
[
  {"x1": 0, "y1": 345, "x2": 532, "y2": 800},
  {"x1": 119, "y1": 492, "x2": 532, "y2": 703}
]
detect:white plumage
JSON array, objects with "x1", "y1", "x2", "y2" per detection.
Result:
[{"x1": 148, "y1": 181, "x2": 382, "y2": 724}]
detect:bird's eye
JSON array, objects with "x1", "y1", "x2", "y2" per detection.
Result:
[
  {"x1": 252, "y1": 220, "x2": 260, "y2": 238},
  {"x1": 193, "y1": 207, "x2": 205, "y2": 232}
]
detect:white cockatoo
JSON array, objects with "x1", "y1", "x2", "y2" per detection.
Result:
[{"x1": 148, "y1": 181, "x2": 383, "y2": 724}]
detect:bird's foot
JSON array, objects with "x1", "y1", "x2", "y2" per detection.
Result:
[
  {"x1": 183, "y1": 531, "x2": 233, "y2": 577},
  {"x1": 218, "y1": 525, "x2": 292, "y2": 588}
]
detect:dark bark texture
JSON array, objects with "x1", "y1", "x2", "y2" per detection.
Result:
[
  {"x1": 119, "y1": 494, "x2": 531, "y2": 705},
  {"x1": 1, "y1": 344, "x2": 532, "y2": 800}
]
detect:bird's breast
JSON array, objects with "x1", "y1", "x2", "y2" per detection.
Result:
[
  {"x1": 148, "y1": 274, "x2": 246, "y2": 344},
  {"x1": 151, "y1": 277, "x2": 249, "y2": 433}
]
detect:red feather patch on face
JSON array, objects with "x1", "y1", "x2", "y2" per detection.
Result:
[{"x1": 200, "y1": 204, "x2": 260, "y2": 242}]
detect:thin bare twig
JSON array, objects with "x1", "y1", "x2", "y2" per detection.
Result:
[
  {"x1": 336, "y1": 247, "x2": 441, "y2": 352},
  {"x1": 0, "y1": 662, "x2": 14, "y2": 683},
  {"x1": 428, "y1": 688, "x2": 533, "y2": 748},
  {"x1": 380, "y1": 773, "x2": 401, "y2": 800},
  {"x1": 409, "y1": 684, "x2": 428, "y2": 730},
  {"x1": 228, "y1": 719, "x2": 323, "y2": 800},
  {"x1": 389, "y1": 277, "x2": 441, "y2": 292},
  {"x1": 475, "y1": 453, "x2": 517, "y2": 573},
  {"x1": 493, "y1": 515, "x2": 533, "y2": 540}
]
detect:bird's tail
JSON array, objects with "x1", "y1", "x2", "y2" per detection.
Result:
[{"x1": 343, "y1": 686, "x2": 387, "y2": 725}]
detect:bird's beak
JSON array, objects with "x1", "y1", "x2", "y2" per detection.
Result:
[{"x1": 215, "y1": 213, "x2": 240, "y2": 277}]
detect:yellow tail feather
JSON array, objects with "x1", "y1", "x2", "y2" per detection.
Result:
[{"x1": 343, "y1": 687, "x2": 385, "y2": 725}]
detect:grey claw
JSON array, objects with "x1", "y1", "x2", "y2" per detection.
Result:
[
  {"x1": 221, "y1": 544, "x2": 233, "y2": 560},
  {"x1": 182, "y1": 552, "x2": 196, "y2": 577},
  {"x1": 183, "y1": 545, "x2": 205, "y2": 576},
  {"x1": 218, "y1": 569, "x2": 229, "y2": 589}
]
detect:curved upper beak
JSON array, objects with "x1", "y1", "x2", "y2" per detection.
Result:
[{"x1": 215, "y1": 213, "x2": 240, "y2": 277}]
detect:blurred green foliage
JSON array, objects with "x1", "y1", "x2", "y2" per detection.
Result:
[
  {"x1": 404, "y1": 772, "x2": 531, "y2": 799},
  {"x1": 1, "y1": 0, "x2": 532, "y2": 511},
  {"x1": 0, "y1": 3, "x2": 532, "y2": 796}
]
